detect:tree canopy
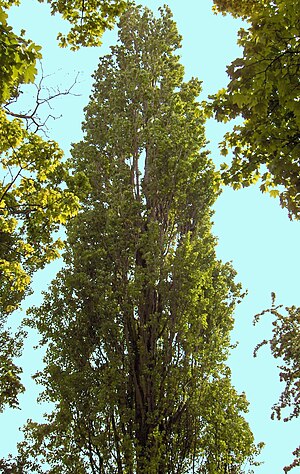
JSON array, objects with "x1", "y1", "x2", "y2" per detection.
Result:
[
  {"x1": 1, "y1": 0, "x2": 297, "y2": 471},
  {"x1": 15, "y1": 6, "x2": 260, "y2": 473},
  {"x1": 211, "y1": 0, "x2": 300, "y2": 219}
]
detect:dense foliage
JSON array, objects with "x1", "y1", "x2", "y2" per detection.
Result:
[
  {"x1": 0, "y1": 0, "x2": 81, "y2": 411},
  {"x1": 18, "y1": 6, "x2": 260, "y2": 473},
  {"x1": 2, "y1": 0, "x2": 297, "y2": 471},
  {"x1": 211, "y1": 0, "x2": 300, "y2": 219},
  {"x1": 212, "y1": 2, "x2": 300, "y2": 470}
]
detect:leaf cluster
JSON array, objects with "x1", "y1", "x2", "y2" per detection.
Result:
[
  {"x1": 0, "y1": 0, "x2": 41, "y2": 102},
  {"x1": 254, "y1": 295, "x2": 300, "y2": 472},
  {"x1": 211, "y1": 0, "x2": 300, "y2": 218},
  {"x1": 40, "y1": 0, "x2": 129, "y2": 49},
  {"x1": 0, "y1": 323, "x2": 25, "y2": 412}
]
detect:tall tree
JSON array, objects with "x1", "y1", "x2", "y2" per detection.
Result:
[
  {"x1": 18, "y1": 6, "x2": 260, "y2": 473},
  {"x1": 211, "y1": 0, "x2": 300, "y2": 219}
]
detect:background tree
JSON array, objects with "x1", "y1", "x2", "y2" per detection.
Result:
[
  {"x1": 18, "y1": 6, "x2": 261, "y2": 473},
  {"x1": 254, "y1": 295, "x2": 300, "y2": 473},
  {"x1": 210, "y1": 0, "x2": 300, "y2": 219}
]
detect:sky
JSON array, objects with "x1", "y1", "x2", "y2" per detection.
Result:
[{"x1": 2, "y1": 0, "x2": 300, "y2": 472}]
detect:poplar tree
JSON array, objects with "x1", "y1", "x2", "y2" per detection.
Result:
[{"x1": 20, "y1": 6, "x2": 259, "y2": 473}]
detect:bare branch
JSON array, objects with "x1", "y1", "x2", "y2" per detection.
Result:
[{"x1": 3, "y1": 63, "x2": 81, "y2": 135}]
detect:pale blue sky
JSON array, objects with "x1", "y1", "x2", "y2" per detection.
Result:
[{"x1": 2, "y1": 0, "x2": 300, "y2": 472}]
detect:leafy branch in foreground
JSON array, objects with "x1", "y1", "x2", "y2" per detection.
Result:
[
  {"x1": 210, "y1": 0, "x2": 300, "y2": 219},
  {"x1": 254, "y1": 293, "x2": 300, "y2": 472},
  {"x1": 0, "y1": 0, "x2": 86, "y2": 412},
  {"x1": 40, "y1": 0, "x2": 129, "y2": 49}
]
